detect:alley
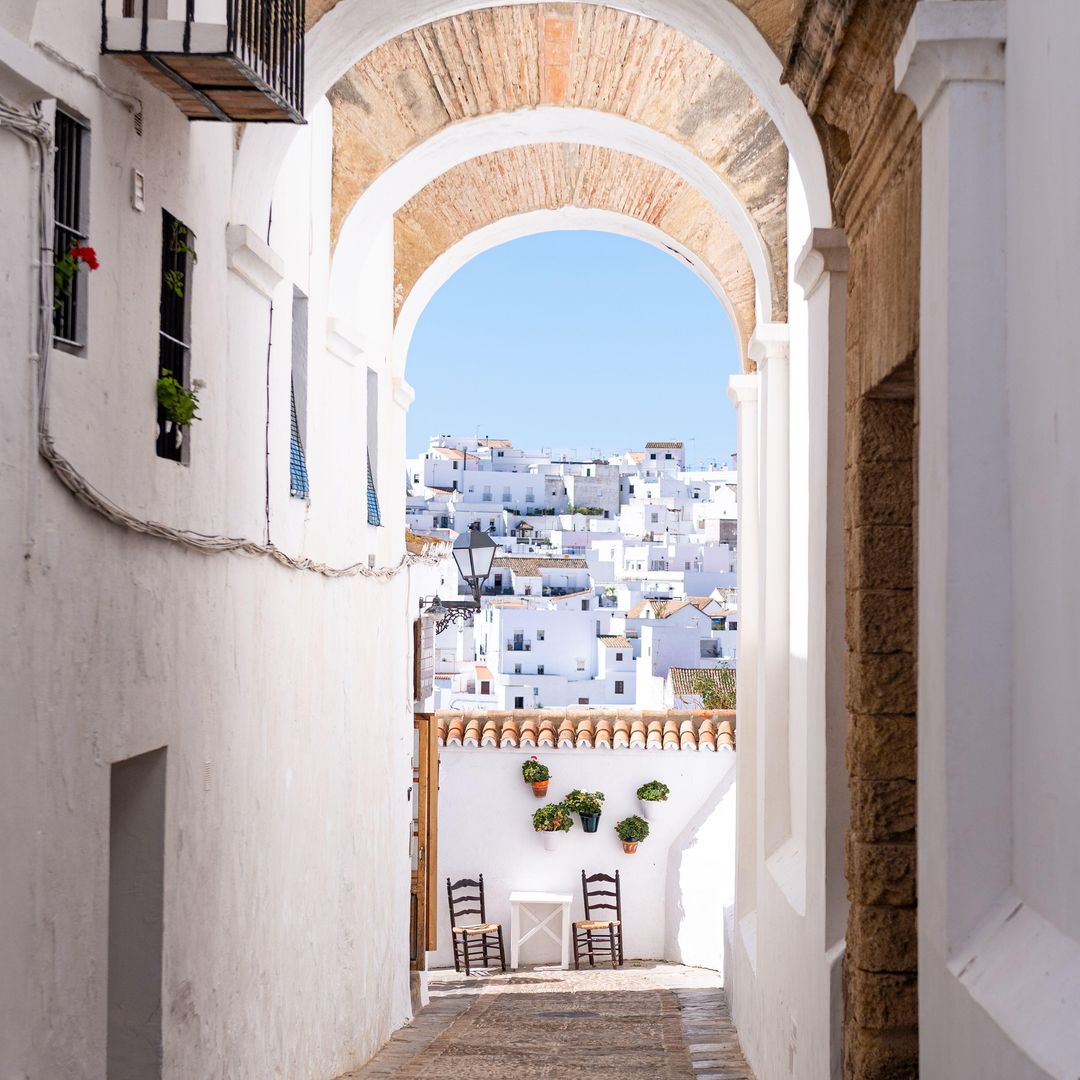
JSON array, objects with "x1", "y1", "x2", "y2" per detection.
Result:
[{"x1": 339, "y1": 963, "x2": 752, "y2": 1080}]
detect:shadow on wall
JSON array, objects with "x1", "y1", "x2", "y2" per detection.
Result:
[{"x1": 665, "y1": 767, "x2": 737, "y2": 976}]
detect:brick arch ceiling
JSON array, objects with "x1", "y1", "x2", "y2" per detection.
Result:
[
  {"x1": 394, "y1": 143, "x2": 757, "y2": 355},
  {"x1": 327, "y1": 4, "x2": 789, "y2": 320}
]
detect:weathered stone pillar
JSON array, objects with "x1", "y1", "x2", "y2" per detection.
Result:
[
  {"x1": 749, "y1": 323, "x2": 792, "y2": 860},
  {"x1": 896, "y1": 1, "x2": 1008, "y2": 1075},
  {"x1": 728, "y1": 372, "x2": 761, "y2": 959}
]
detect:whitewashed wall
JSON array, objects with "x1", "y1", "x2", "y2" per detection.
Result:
[
  {"x1": 0, "y1": 18, "x2": 415, "y2": 1078},
  {"x1": 432, "y1": 747, "x2": 735, "y2": 973}
]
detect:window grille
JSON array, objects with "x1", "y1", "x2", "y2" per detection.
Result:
[
  {"x1": 289, "y1": 381, "x2": 309, "y2": 498},
  {"x1": 366, "y1": 451, "x2": 382, "y2": 526},
  {"x1": 157, "y1": 211, "x2": 194, "y2": 463},
  {"x1": 53, "y1": 110, "x2": 88, "y2": 347}
]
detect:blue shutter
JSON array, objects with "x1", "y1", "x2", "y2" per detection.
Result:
[{"x1": 366, "y1": 450, "x2": 381, "y2": 526}]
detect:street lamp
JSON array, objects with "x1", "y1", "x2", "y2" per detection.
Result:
[{"x1": 421, "y1": 525, "x2": 498, "y2": 634}]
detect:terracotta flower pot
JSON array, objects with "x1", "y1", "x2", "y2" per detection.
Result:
[
  {"x1": 531, "y1": 779, "x2": 549, "y2": 798},
  {"x1": 622, "y1": 840, "x2": 639, "y2": 854}
]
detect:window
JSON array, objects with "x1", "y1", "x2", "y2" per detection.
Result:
[
  {"x1": 502, "y1": 487, "x2": 511, "y2": 501},
  {"x1": 665, "y1": 453, "x2": 673, "y2": 460},
  {"x1": 615, "y1": 681, "x2": 624, "y2": 695},
  {"x1": 156, "y1": 211, "x2": 195, "y2": 463},
  {"x1": 537, "y1": 665, "x2": 544, "y2": 675},
  {"x1": 650, "y1": 453, "x2": 657, "y2": 460},
  {"x1": 629, "y1": 484, "x2": 635, "y2": 494},
  {"x1": 466, "y1": 680, "x2": 475, "y2": 694},
  {"x1": 578, "y1": 697, "x2": 589, "y2": 705},
  {"x1": 514, "y1": 696, "x2": 524, "y2": 710},
  {"x1": 366, "y1": 368, "x2": 381, "y2": 525},
  {"x1": 481, "y1": 680, "x2": 491, "y2": 695},
  {"x1": 685, "y1": 561, "x2": 691, "y2": 570},
  {"x1": 453, "y1": 461, "x2": 459, "y2": 469},
  {"x1": 289, "y1": 287, "x2": 310, "y2": 499},
  {"x1": 581, "y1": 599, "x2": 589, "y2": 611},
  {"x1": 576, "y1": 659, "x2": 585, "y2": 671},
  {"x1": 651, "y1": 513, "x2": 659, "y2": 523},
  {"x1": 53, "y1": 109, "x2": 90, "y2": 349},
  {"x1": 616, "y1": 652, "x2": 623, "y2": 661},
  {"x1": 514, "y1": 663, "x2": 522, "y2": 674},
  {"x1": 497, "y1": 450, "x2": 504, "y2": 457}
]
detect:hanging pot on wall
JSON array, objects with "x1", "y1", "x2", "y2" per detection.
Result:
[
  {"x1": 531, "y1": 779, "x2": 550, "y2": 798},
  {"x1": 543, "y1": 831, "x2": 564, "y2": 852},
  {"x1": 580, "y1": 813, "x2": 601, "y2": 833},
  {"x1": 622, "y1": 841, "x2": 639, "y2": 854},
  {"x1": 638, "y1": 799, "x2": 658, "y2": 821}
]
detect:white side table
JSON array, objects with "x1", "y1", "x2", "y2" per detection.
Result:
[{"x1": 508, "y1": 891, "x2": 574, "y2": 970}]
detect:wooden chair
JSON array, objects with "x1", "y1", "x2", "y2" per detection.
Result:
[
  {"x1": 446, "y1": 874, "x2": 506, "y2": 974},
  {"x1": 573, "y1": 869, "x2": 624, "y2": 969}
]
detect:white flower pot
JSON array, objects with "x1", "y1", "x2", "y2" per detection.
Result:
[
  {"x1": 542, "y1": 831, "x2": 563, "y2": 852},
  {"x1": 639, "y1": 798, "x2": 665, "y2": 821}
]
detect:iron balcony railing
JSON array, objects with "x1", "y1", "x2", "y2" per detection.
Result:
[{"x1": 103, "y1": 0, "x2": 305, "y2": 123}]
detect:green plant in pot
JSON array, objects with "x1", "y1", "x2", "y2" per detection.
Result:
[
  {"x1": 564, "y1": 789, "x2": 605, "y2": 833},
  {"x1": 636, "y1": 779, "x2": 670, "y2": 821},
  {"x1": 533, "y1": 801, "x2": 573, "y2": 851},
  {"x1": 615, "y1": 814, "x2": 650, "y2": 854},
  {"x1": 521, "y1": 756, "x2": 550, "y2": 797}
]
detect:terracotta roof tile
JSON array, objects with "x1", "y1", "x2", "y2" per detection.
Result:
[
  {"x1": 432, "y1": 446, "x2": 480, "y2": 462},
  {"x1": 645, "y1": 441, "x2": 684, "y2": 449},
  {"x1": 669, "y1": 666, "x2": 737, "y2": 704},
  {"x1": 598, "y1": 635, "x2": 633, "y2": 648},
  {"x1": 493, "y1": 556, "x2": 590, "y2": 576},
  {"x1": 433, "y1": 709, "x2": 735, "y2": 752},
  {"x1": 477, "y1": 438, "x2": 512, "y2": 448}
]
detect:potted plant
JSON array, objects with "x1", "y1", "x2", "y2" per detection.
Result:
[
  {"x1": 533, "y1": 802, "x2": 573, "y2": 851},
  {"x1": 615, "y1": 815, "x2": 649, "y2": 854},
  {"x1": 522, "y1": 756, "x2": 550, "y2": 797},
  {"x1": 636, "y1": 779, "x2": 670, "y2": 821},
  {"x1": 564, "y1": 789, "x2": 605, "y2": 833}
]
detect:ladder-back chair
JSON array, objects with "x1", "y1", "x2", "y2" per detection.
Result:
[
  {"x1": 573, "y1": 869, "x2": 624, "y2": 968},
  {"x1": 446, "y1": 874, "x2": 506, "y2": 974}
]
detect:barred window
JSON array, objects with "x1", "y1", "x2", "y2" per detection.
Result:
[
  {"x1": 53, "y1": 110, "x2": 89, "y2": 349},
  {"x1": 156, "y1": 211, "x2": 195, "y2": 463}
]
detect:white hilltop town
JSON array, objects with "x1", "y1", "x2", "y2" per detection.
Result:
[{"x1": 406, "y1": 436, "x2": 739, "y2": 712}]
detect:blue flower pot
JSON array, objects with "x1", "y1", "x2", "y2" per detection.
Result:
[{"x1": 580, "y1": 813, "x2": 601, "y2": 833}]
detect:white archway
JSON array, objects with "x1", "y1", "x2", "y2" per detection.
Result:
[
  {"x1": 330, "y1": 109, "x2": 777, "y2": 327},
  {"x1": 390, "y1": 206, "x2": 744, "y2": 383},
  {"x1": 231, "y1": 0, "x2": 830, "y2": 233}
]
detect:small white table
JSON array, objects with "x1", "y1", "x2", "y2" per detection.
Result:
[{"x1": 508, "y1": 891, "x2": 574, "y2": 970}]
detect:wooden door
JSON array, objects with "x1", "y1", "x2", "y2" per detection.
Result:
[{"x1": 410, "y1": 712, "x2": 439, "y2": 968}]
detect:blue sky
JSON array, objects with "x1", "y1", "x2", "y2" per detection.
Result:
[{"x1": 405, "y1": 230, "x2": 741, "y2": 464}]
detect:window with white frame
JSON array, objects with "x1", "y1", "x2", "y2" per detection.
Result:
[
  {"x1": 615, "y1": 681, "x2": 624, "y2": 695},
  {"x1": 289, "y1": 287, "x2": 310, "y2": 499},
  {"x1": 366, "y1": 368, "x2": 381, "y2": 525}
]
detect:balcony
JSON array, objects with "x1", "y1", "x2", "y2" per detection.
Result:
[
  {"x1": 102, "y1": 0, "x2": 304, "y2": 123},
  {"x1": 507, "y1": 642, "x2": 532, "y2": 652}
]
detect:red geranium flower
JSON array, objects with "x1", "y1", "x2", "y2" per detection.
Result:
[{"x1": 69, "y1": 245, "x2": 99, "y2": 271}]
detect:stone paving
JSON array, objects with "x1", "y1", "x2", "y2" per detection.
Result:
[{"x1": 337, "y1": 963, "x2": 753, "y2": 1080}]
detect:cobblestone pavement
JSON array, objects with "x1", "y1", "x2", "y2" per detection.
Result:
[{"x1": 337, "y1": 962, "x2": 753, "y2": 1080}]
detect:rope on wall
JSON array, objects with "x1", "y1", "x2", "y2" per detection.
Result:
[{"x1": 1, "y1": 96, "x2": 442, "y2": 581}]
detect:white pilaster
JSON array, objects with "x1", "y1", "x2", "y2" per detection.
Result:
[
  {"x1": 749, "y1": 323, "x2": 792, "y2": 863},
  {"x1": 896, "y1": 0, "x2": 1011, "y2": 1061},
  {"x1": 728, "y1": 371, "x2": 761, "y2": 961}
]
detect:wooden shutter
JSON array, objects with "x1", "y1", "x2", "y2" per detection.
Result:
[{"x1": 410, "y1": 712, "x2": 439, "y2": 968}]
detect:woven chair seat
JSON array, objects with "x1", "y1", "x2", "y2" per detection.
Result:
[
  {"x1": 574, "y1": 918, "x2": 621, "y2": 930},
  {"x1": 453, "y1": 922, "x2": 499, "y2": 935}
]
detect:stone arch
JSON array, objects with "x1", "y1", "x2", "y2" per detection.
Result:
[
  {"x1": 391, "y1": 143, "x2": 758, "y2": 358},
  {"x1": 391, "y1": 205, "x2": 746, "y2": 382},
  {"x1": 326, "y1": 5, "x2": 789, "y2": 319},
  {"x1": 230, "y1": 0, "x2": 831, "y2": 234},
  {"x1": 329, "y1": 109, "x2": 778, "y2": 327}
]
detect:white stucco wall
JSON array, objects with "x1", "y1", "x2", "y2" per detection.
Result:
[
  {"x1": 432, "y1": 747, "x2": 735, "y2": 973},
  {"x1": 0, "y1": 23, "x2": 417, "y2": 1078}
]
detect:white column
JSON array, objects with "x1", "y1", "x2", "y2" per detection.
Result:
[
  {"x1": 897, "y1": 4, "x2": 1013, "y2": 1066},
  {"x1": 794, "y1": 228, "x2": 849, "y2": 953},
  {"x1": 750, "y1": 323, "x2": 792, "y2": 861},
  {"x1": 728, "y1": 372, "x2": 761, "y2": 953}
]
